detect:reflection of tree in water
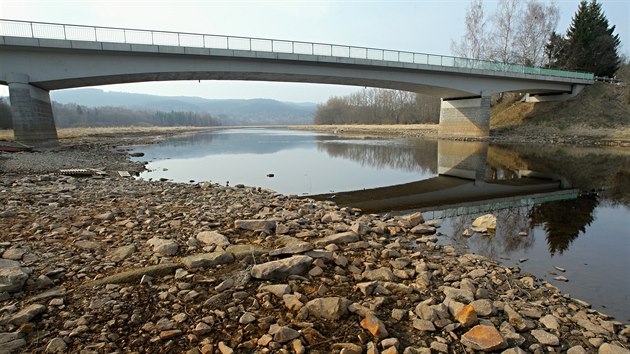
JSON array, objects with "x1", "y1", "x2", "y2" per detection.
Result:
[
  {"x1": 316, "y1": 139, "x2": 437, "y2": 174},
  {"x1": 453, "y1": 207, "x2": 535, "y2": 259},
  {"x1": 529, "y1": 194, "x2": 599, "y2": 256}
]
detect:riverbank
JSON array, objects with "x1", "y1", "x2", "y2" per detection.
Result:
[
  {"x1": 290, "y1": 124, "x2": 630, "y2": 147},
  {"x1": 1, "y1": 130, "x2": 629, "y2": 353}
]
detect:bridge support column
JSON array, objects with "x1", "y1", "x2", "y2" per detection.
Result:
[
  {"x1": 439, "y1": 96, "x2": 490, "y2": 138},
  {"x1": 7, "y1": 73, "x2": 58, "y2": 146},
  {"x1": 437, "y1": 140, "x2": 488, "y2": 181}
]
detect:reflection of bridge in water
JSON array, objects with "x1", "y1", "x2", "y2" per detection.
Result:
[{"x1": 312, "y1": 140, "x2": 578, "y2": 214}]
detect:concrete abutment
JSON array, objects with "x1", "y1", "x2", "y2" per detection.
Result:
[
  {"x1": 7, "y1": 73, "x2": 58, "y2": 146},
  {"x1": 438, "y1": 96, "x2": 491, "y2": 138}
]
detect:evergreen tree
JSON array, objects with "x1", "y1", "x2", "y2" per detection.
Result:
[{"x1": 561, "y1": 0, "x2": 620, "y2": 77}]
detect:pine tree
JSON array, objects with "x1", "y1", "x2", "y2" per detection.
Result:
[{"x1": 562, "y1": 0, "x2": 621, "y2": 77}]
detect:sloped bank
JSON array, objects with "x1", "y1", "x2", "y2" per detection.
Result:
[{"x1": 1, "y1": 172, "x2": 629, "y2": 353}]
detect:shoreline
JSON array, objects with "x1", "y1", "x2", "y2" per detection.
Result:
[{"x1": 1, "y1": 128, "x2": 629, "y2": 353}]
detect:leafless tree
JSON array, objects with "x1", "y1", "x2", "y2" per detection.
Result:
[
  {"x1": 513, "y1": 0, "x2": 560, "y2": 66},
  {"x1": 488, "y1": 0, "x2": 520, "y2": 63},
  {"x1": 451, "y1": 0, "x2": 488, "y2": 60}
]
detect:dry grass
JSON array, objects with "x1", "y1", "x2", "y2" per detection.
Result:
[
  {"x1": 0, "y1": 126, "x2": 212, "y2": 142},
  {"x1": 290, "y1": 124, "x2": 439, "y2": 139}
]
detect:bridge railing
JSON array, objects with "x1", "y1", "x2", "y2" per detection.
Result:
[{"x1": 0, "y1": 19, "x2": 594, "y2": 81}]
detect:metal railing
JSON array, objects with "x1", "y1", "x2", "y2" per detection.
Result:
[{"x1": 0, "y1": 19, "x2": 594, "y2": 81}]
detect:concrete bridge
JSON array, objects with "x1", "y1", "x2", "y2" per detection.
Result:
[{"x1": 0, "y1": 20, "x2": 594, "y2": 145}]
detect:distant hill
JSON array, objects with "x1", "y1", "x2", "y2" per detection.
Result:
[{"x1": 50, "y1": 89, "x2": 317, "y2": 125}]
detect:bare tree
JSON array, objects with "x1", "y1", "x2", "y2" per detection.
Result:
[
  {"x1": 488, "y1": 0, "x2": 520, "y2": 63},
  {"x1": 514, "y1": 0, "x2": 560, "y2": 66},
  {"x1": 451, "y1": 0, "x2": 488, "y2": 60}
]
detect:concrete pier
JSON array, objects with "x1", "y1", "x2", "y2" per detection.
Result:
[
  {"x1": 438, "y1": 96, "x2": 491, "y2": 138},
  {"x1": 7, "y1": 73, "x2": 58, "y2": 146},
  {"x1": 437, "y1": 140, "x2": 488, "y2": 181}
]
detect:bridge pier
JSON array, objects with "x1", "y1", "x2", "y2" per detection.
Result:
[
  {"x1": 437, "y1": 140, "x2": 488, "y2": 181},
  {"x1": 438, "y1": 96, "x2": 491, "y2": 138},
  {"x1": 7, "y1": 73, "x2": 58, "y2": 146}
]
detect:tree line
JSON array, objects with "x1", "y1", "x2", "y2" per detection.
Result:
[
  {"x1": 314, "y1": 89, "x2": 440, "y2": 125},
  {"x1": 452, "y1": 0, "x2": 621, "y2": 77},
  {"x1": 0, "y1": 99, "x2": 221, "y2": 129}
]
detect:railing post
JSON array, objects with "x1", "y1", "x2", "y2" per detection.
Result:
[
  {"x1": 123, "y1": 29, "x2": 127, "y2": 44},
  {"x1": 151, "y1": 31, "x2": 154, "y2": 45},
  {"x1": 63, "y1": 25, "x2": 67, "y2": 40},
  {"x1": 30, "y1": 22, "x2": 34, "y2": 38},
  {"x1": 94, "y1": 26, "x2": 98, "y2": 41}
]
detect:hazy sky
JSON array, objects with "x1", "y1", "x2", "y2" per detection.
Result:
[{"x1": 1, "y1": 0, "x2": 628, "y2": 103}]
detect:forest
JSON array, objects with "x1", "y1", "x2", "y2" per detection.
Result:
[
  {"x1": 0, "y1": 98, "x2": 220, "y2": 129},
  {"x1": 314, "y1": 89, "x2": 440, "y2": 125}
]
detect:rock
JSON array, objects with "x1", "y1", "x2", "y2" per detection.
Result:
[
  {"x1": 599, "y1": 344, "x2": 630, "y2": 354},
  {"x1": 74, "y1": 240, "x2": 101, "y2": 250},
  {"x1": 314, "y1": 231, "x2": 359, "y2": 246},
  {"x1": 239, "y1": 312, "x2": 256, "y2": 324},
  {"x1": 218, "y1": 341, "x2": 234, "y2": 354},
  {"x1": 381, "y1": 338, "x2": 400, "y2": 349},
  {"x1": 196, "y1": 231, "x2": 230, "y2": 247},
  {"x1": 461, "y1": 325, "x2": 507, "y2": 351},
  {"x1": 283, "y1": 294, "x2": 304, "y2": 311},
  {"x1": 350, "y1": 222, "x2": 371, "y2": 235},
  {"x1": 363, "y1": 268, "x2": 396, "y2": 281},
  {"x1": 530, "y1": 329, "x2": 559, "y2": 346},
  {"x1": 501, "y1": 348, "x2": 527, "y2": 354},
  {"x1": 82, "y1": 263, "x2": 179, "y2": 287},
  {"x1": 471, "y1": 214, "x2": 497, "y2": 232},
  {"x1": 2, "y1": 303, "x2": 46, "y2": 325},
  {"x1": 442, "y1": 286, "x2": 474, "y2": 304},
  {"x1": 504, "y1": 304, "x2": 528, "y2": 331},
  {"x1": 180, "y1": 252, "x2": 235, "y2": 269},
  {"x1": 269, "y1": 242, "x2": 313, "y2": 256},
  {"x1": 147, "y1": 237, "x2": 178, "y2": 256},
  {"x1": 215, "y1": 278, "x2": 234, "y2": 292},
  {"x1": 235, "y1": 219, "x2": 276, "y2": 232},
  {"x1": 225, "y1": 244, "x2": 267, "y2": 260},
  {"x1": 273, "y1": 326, "x2": 300, "y2": 343},
  {"x1": 400, "y1": 212, "x2": 424, "y2": 227},
  {"x1": 45, "y1": 337, "x2": 68, "y2": 353},
  {"x1": 0, "y1": 332, "x2": 26, "y2": 352},
  {"x1": 576, "y1": 319, "x2": 610, "y2": 335},
  {"x1": 305, "y1": 297, "x2": 350, "y2": 321},
  {"x1": 251, "y1": 255, "x2": 312, "y2": 280},
  {"x1": 94, "y1": 212, "x2": 115, "y2": 221},
  {"x1": 0, "y1": 266, "x2": 29, "y2": 293},
  {"x1": 292, "y1": 338, "x2": 306, "y2": 354},
  {"x1": 567, "y1": 346, "x2": 588, "y2": 354},
  {"x1": 2, "y1": 248, "x2": 27, "y2": 260},
  {"x1": 539, "y1": 314, "x2": 559, "y2": 330},
  {"x1": 409, "y1": 224, "x2": 436, "y2": 235},
  {"x1": 455, "y1": 304, "x2": 478, "y2": 327},
  {"x1": 360, "y1": 313, "x2": 388, "y2": 339},
  {"x1": 109, "y1": 244, "x2": 136, "y2": 262},
  {"x1": 259, "y1": 284, "x2": 291, "y2": 298},
  {"x1": 412, "y1": 319, "x2": 436, "y2": 332},
  {"x1": 470, "y1": 299, "x2": 494, "y2": 317}
]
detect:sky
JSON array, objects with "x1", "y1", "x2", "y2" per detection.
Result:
[{"x1": 1, "y1": 0, "x2": 628, "y2": 103}]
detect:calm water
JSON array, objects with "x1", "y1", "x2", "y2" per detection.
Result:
[{"x1": 131, "y1": 128, "x2": 630, "y2": 322}]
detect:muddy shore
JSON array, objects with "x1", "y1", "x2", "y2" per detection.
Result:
[{"x1": 1, "y1": 129, "x2": 629, "y2": 353}]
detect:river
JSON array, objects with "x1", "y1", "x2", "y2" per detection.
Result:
[{"x1": 130, "y1": 128, "x2": 630, "y2": 323}]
